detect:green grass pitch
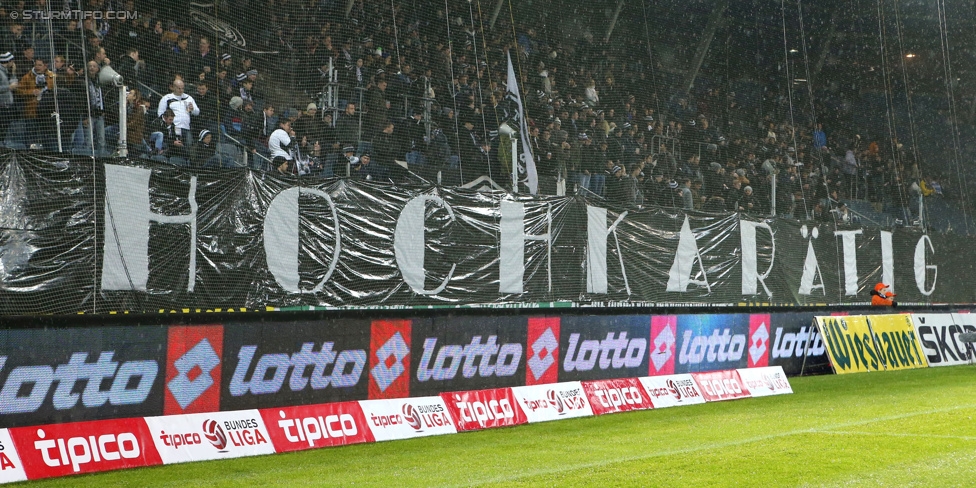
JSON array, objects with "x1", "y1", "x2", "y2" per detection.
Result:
[{"x1": 19, "y1": 366, "x2": 976, "y2": 487}]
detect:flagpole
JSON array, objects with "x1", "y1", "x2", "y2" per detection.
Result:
[
  {"x1": 505, "y1": 50, "x2": 537, "y2": 194},
  {"x1": 511, "y1": 135, "x2": 518, "y2": 193}
]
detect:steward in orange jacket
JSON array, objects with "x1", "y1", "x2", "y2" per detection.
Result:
[{"x1": 870, "y1": 282, "x2": 897, "y2": 307}]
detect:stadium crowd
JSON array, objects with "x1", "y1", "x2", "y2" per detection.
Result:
[{"x1": 0, "y1": 0, "x2": 925, "y2": 218}]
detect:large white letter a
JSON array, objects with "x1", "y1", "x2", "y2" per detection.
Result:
[{"x1": 666, "y1": 215, "x2": 711, "y2": 292}]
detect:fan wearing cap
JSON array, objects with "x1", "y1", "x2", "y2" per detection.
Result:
[
  {"x1": 352, "y1": 152, "x2": 386, "y2": 181},
  {"x1": 293, "y1": 103, "x2": 326, "y2": 150},
  {"x1": 238, "y1": 77, "x2": 255, "y2": 104},
  {"x1": 191, "y1": 129, "x2": 218, "y2": 168},
  {"x1": 870, "y1": 282, "x2": 897, "y2": 307},
  {"x1": 339, "y1": 145, "x2": 360, "y2": 176}
]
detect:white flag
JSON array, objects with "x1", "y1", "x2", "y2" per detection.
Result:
[{"x1": 506, "y1": 51, "x2": 538, "y2": 194}]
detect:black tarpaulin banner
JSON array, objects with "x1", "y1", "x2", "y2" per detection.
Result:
[{"x1": 0, "y1": 150, "x2": 971, "y2": 315}]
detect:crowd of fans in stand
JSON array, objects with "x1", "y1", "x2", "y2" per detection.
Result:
[{"x1": 0, "y1": 0, "x2": 927, "y2": 218}]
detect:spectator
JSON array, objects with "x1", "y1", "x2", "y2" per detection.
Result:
[
  {"x1": 336, "y1": 102, "x2": 361, "y2": 147},
  {"x1": 657, "y1": 143, "x2": 677, "y2": 179},
  {"x1": 193, "y1": 82, "x2": 219, "y2": 135},
  {"x1": 125, "y1": 88, "x2": 150, "y2": 157},
  {"x1": 243, "y1": 100, "x2": 271, "y2": 157},
  {"x1": 17, "y1": 57, "x2": 55, "y2": 147},
  {"x1": 813, "y1": 123, "x2": 826, "y2": 150},
  {"x1": 149, "y1": 109, "x2": 189, "y2": 164},
  {"x1": 293, "y1": 103, "x2": 326, "y2": 150},
  {"x1": 269, "y1": 118, "x2": 296, "y2": 174},
  {"x1": 842, "y1": 148, "x2": 859, "y2": 196},
  {"x1": 238, "y1": 78, "x2": 255, "y2": 104},
  {"x1": 222, "y1": 96, "x2": 247, "y2": 144},
  {"x1": 0, "y1": 24, "x2": 28, "y2": 61},
  {"x1": 339, "y1": 145, "x2": 359, "y2": 177},
  {"x1": 0, "y1": 52, "x2": 16, "y2": 144},
  {"x1": 679, "y1": 178, "x2": 694, "y2": 210},
  {"x1": 373, "y1": 121, "x2": 404, "y2": 183},
  {"x1": 168, "y1": 36, "x2": 192, "y2": 78},
  {"x1": 741, "y1": 186, "x2": 756, "y2": 213},
  {"x1": 84, "y1": 60, "x2": 107, "y2": 155},
  {"x1": 191, "y1": 129, "x2": 218, "y2": 168},
  {"x1": 619, "y1": 163, "x2": 643, "y2": 208},
  {"x1": 352, "y1": 152, "x2": 385, "y2": 180},
  {"x1": 691, "y1": 180, "x2": 704, "y2": 210},
  {"x1": 18, "y1": 45, "x2": 36, "y2": 72},
  {"x1": 364, "y1": 78, "x2": 389, "y2": 140},
  {"x1": 584, "y1": 79, "x2": 599, "y2": 107},
  {"x1": 115, "y1": 47, "x2": 145, "y2": 89},
  {"x1": 726, "y1": 179, "x2": 744, "y2": 211},
  {"x1": 192, "y1": 37, "x2": 216, "y2": 83},
  {"x1": 318, "y1": 112, "x2": 339, "y2": 156},
  {"x1": 569, "y1": 134, "x2": 589, "y2": 191},
  {"x1": 703, "y1": 195, "x2": 727, "y2": 213},
  {"x1": 157, "y1": 78, "x2": 200, "y2": 143}
]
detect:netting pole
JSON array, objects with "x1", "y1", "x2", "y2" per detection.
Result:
[
  {"x1": 935, "y1": 0, "x2": 971, "y2": 234},
  {"x1": 78, "y1": 0, "x2": 97, "y2": 313},
  {"x1": 45, "y1": 7, "x2": 62, "y2": 153},
  {"x1": 443, "y1": 0, "x2": 464, "y2": 184},
  {"x1": 468, "y1": 0, "x2": 493, "y2": 185}
]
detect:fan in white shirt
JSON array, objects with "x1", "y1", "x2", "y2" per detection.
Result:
[
  {"x1": 269, "y1": 119, "x2": 297, "y2": 173},
  {"x1": 157, "y1": 79, "x2": 200, "y2": 136}
]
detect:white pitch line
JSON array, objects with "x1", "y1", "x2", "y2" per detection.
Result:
[
  {"x1": 455, "y1": 402, "x2": 976, "y2": 487},
  {"x1": 815, "y1": 431, "x2": 976, "y2": 441}
]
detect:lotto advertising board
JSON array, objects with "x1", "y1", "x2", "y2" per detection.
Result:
[
  {"x1": 767, "y1": 313, "x2": 832, "y2": 376},
  {"x1": 220, "y1": 321, "x2": 371, "y2": 411},
  {"x1": 411, "y1": 317, "x2": 528, "y2": 397},
  {"x1": 0, "y1": 310, "x2": 832, "y2": 432},
  {"x1": 0, "y1": 327, "x2": 168, "y2": 429},
  {"x1": 511, "y1": 382, "x2": 594, "y2": 423},
  {"x1": 673, "y1": 314, "x2": 755, "y2": 374},
  {"x1": 558, "y1": 315, "x2": 650, "y2": 382}
]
